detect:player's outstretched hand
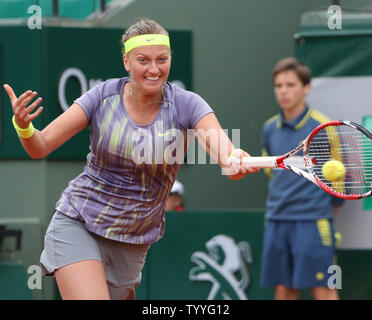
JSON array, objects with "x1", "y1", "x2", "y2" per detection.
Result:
[{"x1": 3, "y1": 84, "x2": 43, "y2": 129}]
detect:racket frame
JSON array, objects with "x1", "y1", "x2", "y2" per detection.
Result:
[{"x1": 242, "y1": 120, "x2": 372, "y2": 200}]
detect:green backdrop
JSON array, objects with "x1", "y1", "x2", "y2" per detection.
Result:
[{"x1": 0, "y1": 26, "x2": 191, "y2": 159}]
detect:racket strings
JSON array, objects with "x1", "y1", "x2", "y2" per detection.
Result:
[{"x1": 307, "y1": 125, "x2": 372, "y2": 196}]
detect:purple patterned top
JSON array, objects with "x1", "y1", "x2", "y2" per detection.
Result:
[{"x1": 55, "y1": 77, "x2": 213, "y2": 244}]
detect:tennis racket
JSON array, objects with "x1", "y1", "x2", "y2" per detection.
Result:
[{"x1": 242, "y1": 120, "x2": 372, "y2": 200}]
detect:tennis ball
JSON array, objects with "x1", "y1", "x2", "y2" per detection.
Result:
[{"x1": 321, "y1": 160, "x2": 346, "y2": 182}]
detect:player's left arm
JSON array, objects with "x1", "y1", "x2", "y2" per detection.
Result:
[{"x1": 193, "y1": 113, "x2": 258, "y2": 180}]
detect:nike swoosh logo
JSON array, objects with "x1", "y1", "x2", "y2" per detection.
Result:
[
  {"x1": 158, "y1": 131, "x2": 173, "y2": 137},
  {"x1": 146, "y1": 38, "x2": 155, "y2": 42}
]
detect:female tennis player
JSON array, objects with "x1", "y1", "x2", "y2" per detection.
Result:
[{"x1": 4, "y1": 18, "x2": 257, "y2": 300}]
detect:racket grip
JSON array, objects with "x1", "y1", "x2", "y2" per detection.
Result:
[{"x1": 242, "y1": 156, "x2": 277, "y2": 168}]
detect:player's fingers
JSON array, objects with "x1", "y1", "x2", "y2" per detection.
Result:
[
  {"x1": 17, "y1": 91, "x2": 38, "y2": 112},
  {"x1": 13, "y1": 90, "x2": 33, "y2": 108},
  {"x1": 23, "y1": 97, "x2": 43, "y2": 116},
  {"x1": 240, "y1": 161, "x2": 260, "y2": 174},
  {"x1": 29, "y1": 106, "x2": 44, "y2": 121},
  {"x1": 12, "y1": 91, "x2": 34, "y2": 115},
  {"x1": 239, "y1": 165, "x2": 248, "y2": 175},
  {"x1": 230, "y1": 149, "x2": 244, "y2": 164},
  {"x1": 239, "y1": 151, "x2": 260, "y2": 173},
  {"x1": 13, "y1": 91, "x2": 40, "y2": 128},
  {"x1": 3, "y1": 84, "x2": 18, "y2": 104},
  {"x1": 236, "y1": 150, "x2": 247, "y2": 170},
  {"x1": 235, "y1": 152, "x2": 248, "y2": 175},
  {"x1": 245, "y1": 166, "x2": 260, "y2": 174},
  {"x1": 241, "y1": 158, "x2": 260, "y2": 173},
  {"x1": 245, "y1": 163, "x2": 260, "y2": 173},
  {"x1": 227, "y1": 149, "x2": 244, "y2": 174}
]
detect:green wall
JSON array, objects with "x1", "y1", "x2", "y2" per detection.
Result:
[{"x1": 0, "y1": 160, "x2": 84, "y2": 299}]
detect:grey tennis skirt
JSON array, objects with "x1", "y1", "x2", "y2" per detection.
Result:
[{"x1": 40, "y1": 211, "x2": 150, "y2": 300}]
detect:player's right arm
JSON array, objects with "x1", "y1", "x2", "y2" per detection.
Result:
[{"x1": 4, "y1": 84, "x2": 89, "y2": 159}]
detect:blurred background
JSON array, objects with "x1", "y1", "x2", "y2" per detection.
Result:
[{"x1": 0, "y1": 0, "x2": 372, "y2": 300}]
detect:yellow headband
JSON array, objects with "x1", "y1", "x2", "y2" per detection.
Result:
[{"x1": 124, "y1": 34, "x2": 170, "y2": 54}]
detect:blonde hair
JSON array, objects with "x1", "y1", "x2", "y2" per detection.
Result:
[{"x1": 121, "y1": 18, "x2": 169, "y2": 55}]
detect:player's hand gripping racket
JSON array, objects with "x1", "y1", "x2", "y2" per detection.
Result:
[{"x1": 242, "y1": 121, "x2": 372, "y2": 200}]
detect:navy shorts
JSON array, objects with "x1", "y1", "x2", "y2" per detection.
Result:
[{"x1": 260, "y1": 219, "x2": 336, "y2": 289}]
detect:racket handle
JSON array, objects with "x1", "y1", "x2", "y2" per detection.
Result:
[{"x1": 242, "y1": 156, "x2": 278, "y2": 168}]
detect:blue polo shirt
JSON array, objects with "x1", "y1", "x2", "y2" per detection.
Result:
[{"x1": 262, "y1": 106, "x2": 342, "y2": 221}]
